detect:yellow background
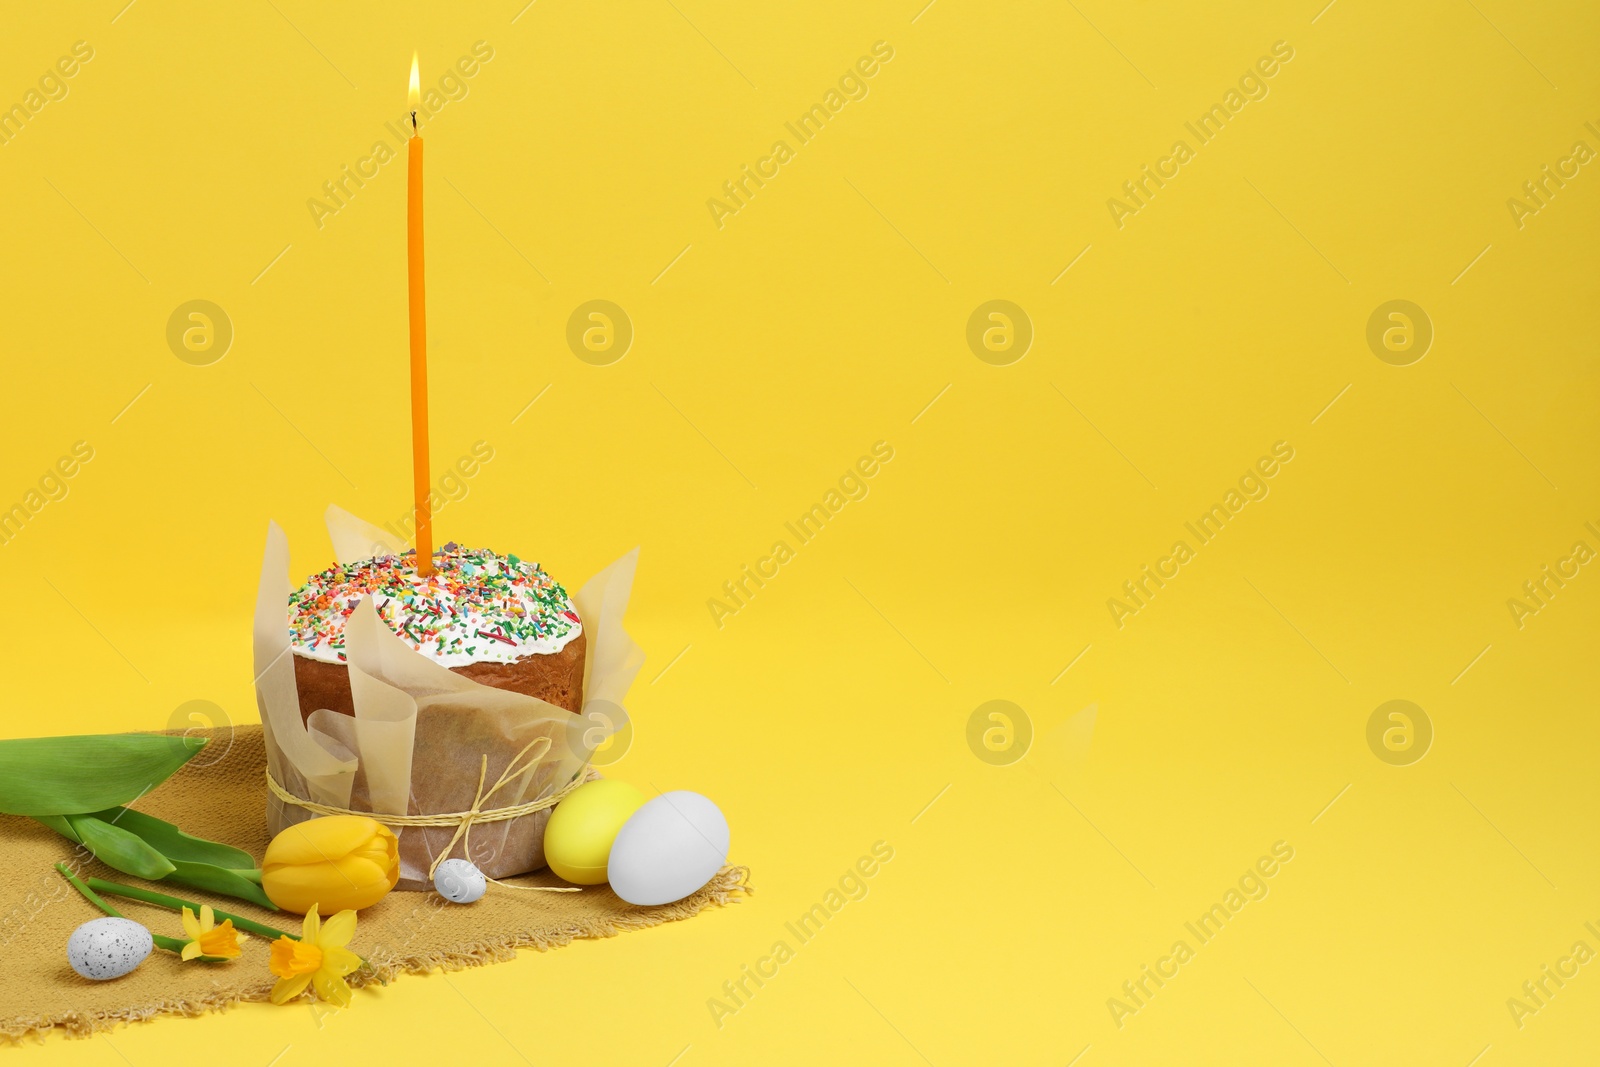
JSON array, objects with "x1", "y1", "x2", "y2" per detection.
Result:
[{"x1": 3, "y1": 0, "x2": 1598, "y2": 1062}]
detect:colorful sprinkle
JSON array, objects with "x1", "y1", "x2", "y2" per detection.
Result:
[{"x1": 287, "y1": 546, "x2": 580, "y2": 667}]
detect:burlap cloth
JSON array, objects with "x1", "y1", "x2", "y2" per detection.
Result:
[{"x1": 0, "y1": 727, "x2": 750, "y2": 1043}]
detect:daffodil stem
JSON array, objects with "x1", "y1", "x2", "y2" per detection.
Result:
[
  {"x1": 84, "y1": 876, "x2": 297, "y2": 943},
  {"x1": 54, "y1": 863, "x2": 190, "y2": 954},
  {"x1": 55, "y1": 862, "x2": 123, "y2": 918},
  {"x1": 61, "y1": 869, "x2": 371, "y2": 973}
]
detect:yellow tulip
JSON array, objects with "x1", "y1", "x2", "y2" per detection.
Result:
[{"x1": 261, "y1": 815, "x2": 399, "y2": 915}]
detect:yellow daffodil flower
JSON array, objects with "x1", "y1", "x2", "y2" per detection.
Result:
[
  {"x1": 268, "y1": 904, "x2": 362, "y2": 1007},
  {"x1": 178, "y1": 904, "x2": 245, "y2": 961}
]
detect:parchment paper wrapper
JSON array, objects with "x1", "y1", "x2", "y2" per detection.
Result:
[{"x1": 255, "y1": 506, "x2": 644, "y2": 891}]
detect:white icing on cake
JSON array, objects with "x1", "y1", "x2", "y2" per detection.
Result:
[{"x1": 288, "y1": 544, "x2": 581, "y2": 668}]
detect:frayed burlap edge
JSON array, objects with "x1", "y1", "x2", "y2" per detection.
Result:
[{"x1": 1, "y1": 865, "x2": 751, "y2": 1045}]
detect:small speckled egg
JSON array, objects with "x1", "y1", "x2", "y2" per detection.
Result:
[
  {"x1": 434, "y1": 858, "x2": 487, "y2": 903},
  {"x1": 67, "y1": 917, "x2": 152, "y2": 980}
]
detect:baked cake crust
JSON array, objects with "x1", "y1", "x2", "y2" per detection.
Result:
[
  {"x1": 292, "y1": 629, "x2": 586, "y2": 723},
  {"x1": 286, "y1": 545, "x2": 586, "y2": 722}
]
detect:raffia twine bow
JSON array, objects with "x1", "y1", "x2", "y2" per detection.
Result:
[{"x1": 265, "y1": 736, "x2": 589, "y2": 893}]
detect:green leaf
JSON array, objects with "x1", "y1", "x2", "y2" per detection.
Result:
[
  {"x1": 86, "y1": 807, "x2": 257, "y2": 870},
  {"x1": 163, "y1": 860, "x2": 278, "y2": 911},
  {"x1": 65, "y1": 814, "x2": 177, "y2": 880},
  {"x1": 33, "y1": 814, "x2": 82, "y2": 844},
  {"x1": 0, "y1": 734, "x2": 205, "y2": 816}
]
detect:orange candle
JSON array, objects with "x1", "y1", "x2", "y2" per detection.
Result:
[{"x1": 406, "y1": 52, "x2": 433, "y2": 578}]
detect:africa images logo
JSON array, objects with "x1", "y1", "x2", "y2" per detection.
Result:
[
  {"x1": 705, "y1": 41, "x2": 896, "y2": 230},
  {"x1": 1106, "y1": 442, "x2": 1295, "y2": 628},
  {"x1": 1105, "y1": 41, "x2": 1295, "y2": 229}
]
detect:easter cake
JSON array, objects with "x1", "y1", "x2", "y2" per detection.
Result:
[{"x1": 288, "y1": 543, "x2": 586, "y2": 721}]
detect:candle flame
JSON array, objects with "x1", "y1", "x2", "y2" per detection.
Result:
[{"x1": 407, "y1": 52, "x2": 420, "y2": 111}]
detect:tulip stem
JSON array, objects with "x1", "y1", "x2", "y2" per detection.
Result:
[{"x1": 84, "y1": 876, "x2": 298, "y2": 943}]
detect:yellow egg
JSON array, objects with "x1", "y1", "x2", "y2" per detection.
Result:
[{"x1": 543, "y1": 779, "x2": 647, "y2": 884}]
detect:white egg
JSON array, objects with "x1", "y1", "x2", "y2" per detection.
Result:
[
  {"x1": 67, "y1": 917, "x2": 152, "y2": 981},
  {"x1": 434, "y1": 858, "x2": 487, "y2": 903},
  {"x1": 607, "y1": 791, "x2": 729, "y2": 906}
]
